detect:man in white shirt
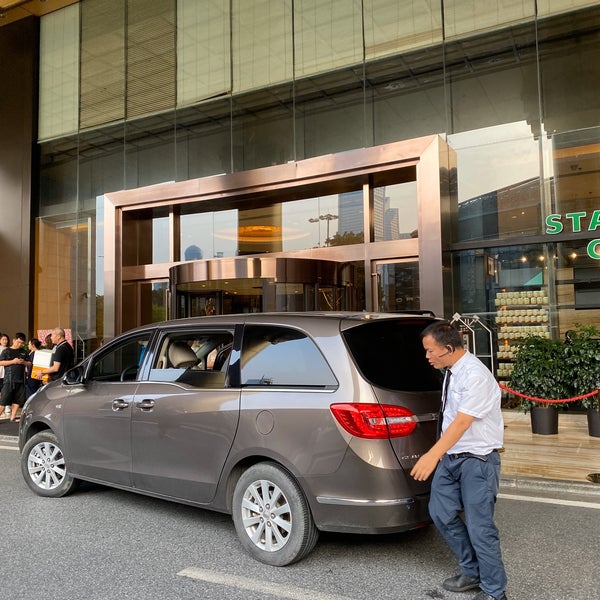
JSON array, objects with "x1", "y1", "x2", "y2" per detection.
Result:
[{"x1": 411, "y1": 321, "x2": 507, "y2": 600}]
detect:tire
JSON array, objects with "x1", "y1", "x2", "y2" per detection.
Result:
[
  {"x1": 21, "y1": 431, "x2": 78, "y2": 498},
  {"x1": 232, "y1": 462, "x2": 319, "y2": 566}
]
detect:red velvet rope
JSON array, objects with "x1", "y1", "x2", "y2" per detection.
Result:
[{"x1": 498, "y1": 382, "x2": 599, "y2": 404}]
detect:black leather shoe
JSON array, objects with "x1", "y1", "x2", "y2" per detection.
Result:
[
  {"x1": 442, "y1": 574, "x2": 480, "y2": 592},
  {"x1": 472, "y1": 591, "x2": 508, "y2": 600}
]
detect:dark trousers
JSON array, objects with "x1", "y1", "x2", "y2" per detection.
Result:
[{"x1": 429, "y1": 451, "x2": 507, "y2": 598}]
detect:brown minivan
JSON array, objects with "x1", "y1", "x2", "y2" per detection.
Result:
[{"x1": 19, "y1": 312, "x2": 442, "y2": 565}]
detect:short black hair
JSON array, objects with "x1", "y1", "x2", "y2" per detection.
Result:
[
  {"x1": 15, "y1": 332, "x2": 26, "y2": 341},
  {"x1": 421, "y1": 321, "x2": 463, "y2": 350}
]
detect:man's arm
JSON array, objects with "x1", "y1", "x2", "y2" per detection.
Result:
[
  {"x1": 42, "y1": 361, "x2": 61, "y2": 376},
  {"x1": 410, "y1": 411, "x2": 475, "y2": 481},
  {"x1": 0, "y1": 357, "x2": 25, "y2": 367}
]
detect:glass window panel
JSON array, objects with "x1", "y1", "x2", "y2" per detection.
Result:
[
  {"x1": 181, "y1": 208, "x2": 238, "y2": 259},
  {"x1": 450, "y1": 123, "x2": 542, "y2": 242},
  {"x1": 152, "y1": 217, "x2": 170, "y2": 264},
  {"x1": 126, "y1": 0, "x2": 176, "y2": 119},
  {"x1": 443, "y1": 0, "x2": 535, "y2": 40},
  {"x1": 231, "y1": 88, "x2": 294, "y2": 171},
  {"x1": 551, "y1": 127, "x2": 600, "y2": 217},
  {"x1": 373, "y1": 182, "x2": 418, "y2": 241},
  {"x1": 122, "y1": 208, "x2": 170, "y2": 266},
  {"x1": 177, "y1": 0, "x2": 231, "y2": 106},
  {"x1": 35, "y1": 217, "x2": 76, "y2": 337},
  {"x1": 537, "y1": 0, "x2": 599, "y2": 17},
  {"x1": 284, "y1": 191, "x2": 364, "y2": 250},
  {"x1": 363, "y1": 0, "x2": 442, "y2": 60},
  {"x1": 125, "y1": 116, "x2": 176, "y2": 189},
  {"x1": 232, "y1": 0, "x2": 293, "y2": 93},
  {"x1": 538, "y1": 6, "x2": 600, "y2": 137},
  {"x1": 38, "y1": 5, "x2": 79, "y2": 141},
  {"x1": 456, "y1": 244, "x2": 547, "y2": 314},
  {"x1": 555, "y1": 241, "x2": 600, "y2": 336},
  {"x1": 295, "y1": 87, "x2": 368, "y2": 159},
  {"x1": 176, "y1": 107, "x2": 233, "y2": 181},
  {"x1": 294, "y1": 0, "x2": 363, "y2": 78},
  {"x1": 80, "y1": 0, "x2": 125, "y2": 129},
  {"x1": 375, "y1": 260, "x2": 420, "y2": 312}
]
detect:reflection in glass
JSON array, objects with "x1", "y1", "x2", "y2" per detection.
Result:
[
  {"x1": 152, "y1": 217, "x2": 170, "y2": 264},
  {"x1": 373, "y1": 182, "x2": 418, "y2": 241},
  {"x1": 181, "y1": 209, "x2": 238, "y2": 259},
  {"x1": 456, "y1": 245, "x2": 546, "y2": 317},
  {"x1": 450, "y1": 122, "x2": 542, "y2": 242},
  {"x1": 375, "y1": 261, "x2": 420, "y2": 312}
]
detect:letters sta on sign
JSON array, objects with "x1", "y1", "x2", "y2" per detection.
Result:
[{"x1": 545, "y1": 211, "x2": 600, "y2": 259}]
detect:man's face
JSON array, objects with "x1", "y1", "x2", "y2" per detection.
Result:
[
  {"x1": 51, "y1": 331, "x2": 61, "y2": 345},
  {"x1": 422, "y1": 334, "x2": 454, "y2": 370}
]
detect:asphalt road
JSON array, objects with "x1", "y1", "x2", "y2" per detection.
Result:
[{"x1": 1, "y1": 436, "x2": 599, "y2": 600}]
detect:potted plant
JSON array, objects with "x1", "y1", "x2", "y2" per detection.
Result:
[
  {"x1": 563, "y1": 324, "x2": 600, "y2": 438},
  {"x1": 510, "y1": 336, "x2": 569, "y2": 435}
]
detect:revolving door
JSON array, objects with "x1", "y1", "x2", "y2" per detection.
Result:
[{"x1": 170, "y1": 257, "x2": 356, "y2": 317}]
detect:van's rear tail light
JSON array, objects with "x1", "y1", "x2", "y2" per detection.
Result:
[{"x1": 330, "y1": 403, "x2": 417, "y2": 439}]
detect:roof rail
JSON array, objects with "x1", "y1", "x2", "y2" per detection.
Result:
[{"x1": 390, "y1": 309, "x2": 436, "y2": 317}]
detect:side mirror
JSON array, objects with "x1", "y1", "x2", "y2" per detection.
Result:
[{"x1": 64, "y1": 366, "x2": 84, "y2": 385}]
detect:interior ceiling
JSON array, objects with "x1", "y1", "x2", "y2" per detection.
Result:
[{"x1": 0, "y1": 0, "x2": 77, "y2": 26}]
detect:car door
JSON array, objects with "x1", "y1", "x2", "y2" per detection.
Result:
[
  {"x1": 62, "y1": 333, "x2": 152, "y2": 486},
  {"x1": 130, "y1": 327, "x2": 240, "y2": 504}
]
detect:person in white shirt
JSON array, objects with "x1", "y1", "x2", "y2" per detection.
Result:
[{"x1": 411, "y1": 321, "x2": 507, "y2": 600}]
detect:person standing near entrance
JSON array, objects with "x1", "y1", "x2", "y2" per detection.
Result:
[
  {"x1": 0, "y1": 332, "x2": 30, "y2": 422},
  {"x1": 40, "y1": 327, "x2": 74, "y2": 382},
  {"x1": 411, "y1": 321, "x2": 507, "y2": 600}
]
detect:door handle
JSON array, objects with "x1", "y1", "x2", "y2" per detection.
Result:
[
  {"x1": 112, "y1": 399, "x2": 129, "y2": 411},
  {"x1": 137, "y1": 399, "x2": 155, "y2": 410}
]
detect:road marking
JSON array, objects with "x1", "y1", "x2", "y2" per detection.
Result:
[
  {"x1": 499, "y1": 492, "x2": 600, "y2": 510},
  {"x1": 0, "y1": 445, "x2": 18, "y2": 451},
  {"x1": 178, "y1": 567, "x2": 354, "y2": 600}
]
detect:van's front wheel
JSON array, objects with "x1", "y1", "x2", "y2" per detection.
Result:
[
  {"x1": 232, "y1": 462, "x2": 319, "y2": 566},
  {"x1": 21, "y1": 431, "x2": 78, "y2": 498}
]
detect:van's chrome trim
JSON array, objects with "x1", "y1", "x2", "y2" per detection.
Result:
[{"x1": 316, "y1": 496, "x2": 415, "y2": 506}]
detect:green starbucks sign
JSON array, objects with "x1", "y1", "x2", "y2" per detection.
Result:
[{"x1": 545, "y1": 212, "x2": 600, "y2": 259}]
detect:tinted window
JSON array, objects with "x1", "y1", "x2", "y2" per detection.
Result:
[
  {"x1": 89, "y1": 335, "x2": 150, "y2": 382},
  {"x1": 342, "y1": 319, "x2": 442, "y2": 391},
  {"x1": 240, "y1": 325, "x2": 337, "y2": 388}
]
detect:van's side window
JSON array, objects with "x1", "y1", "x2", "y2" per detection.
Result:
[
  {"x1": 149, "y1": 330, "x2": 233, "y2": 388},
  {"x1": 89, "y1": 336, "x2": 150, "y2": 382},
  {"x1": 240, "y1": 325, "x2": 337, "y2": 388}
]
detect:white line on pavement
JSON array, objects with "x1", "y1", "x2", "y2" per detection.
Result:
[
  {"x1": 499, "y1": 492, "x2": 600, "y2": 510},
  {"x1": 178, "y1": 567, "x2": 354, "y2": 600},
  {"x1": 0, "y1": 445, "x2": 18, "y2": 451}
]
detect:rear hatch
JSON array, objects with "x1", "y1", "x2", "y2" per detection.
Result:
[{"x1": 341, "y1": 317, "x2": 442, "y2": 492}]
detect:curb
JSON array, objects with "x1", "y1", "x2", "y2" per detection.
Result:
[{"x1": 500, "y1": 475, "x2": 600, "y2": 498}]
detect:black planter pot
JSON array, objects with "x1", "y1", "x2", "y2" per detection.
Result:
[
  {"x1": 530, "y1": 406, "x2": 559, "y2": 435},
  {"x1": 587, "y1": 407, "x2": 600, "y2": 438}
]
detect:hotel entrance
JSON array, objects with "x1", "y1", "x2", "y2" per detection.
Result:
[{"x1": 105, "y1": 137, "x2": 453, "y2": 338}]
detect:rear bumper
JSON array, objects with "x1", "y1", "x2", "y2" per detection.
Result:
[{"x1": 313, "y1": 492, "x2": 431, "y2": 534}]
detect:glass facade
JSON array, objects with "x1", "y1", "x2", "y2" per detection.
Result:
[{"x1": 32, "y1": 1, "x2": 600, "y2": 371}]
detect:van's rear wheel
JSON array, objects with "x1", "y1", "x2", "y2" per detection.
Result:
[{"x1": 232, "y1": 462, "x2": 318, "y2": 566}]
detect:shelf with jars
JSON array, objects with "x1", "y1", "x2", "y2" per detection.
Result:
[{"x1": 494, "y1": 289, "x2": 550, "y2": 382}]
